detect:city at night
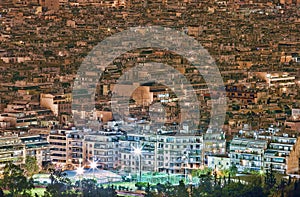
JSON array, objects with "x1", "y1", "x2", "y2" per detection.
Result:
[{"x1": 0, "y1": 0, "x2": 300, "y2": 196}]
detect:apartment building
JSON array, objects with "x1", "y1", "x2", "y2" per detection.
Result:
[
  {"x1": 0, "y1": 112, "x2": 38, "y2": 128},
  {"x1": 66, "y1": 131, "x2": 85, "y2": 169},
  {"x1": 225, "y1": 84, "x2": 260, "y2": 105},
  {"x1": 46, "y1": 127, "x2": 225, "y2": 176},
  {"x1": 230, "y1": 137, "x2": 267, "y2": 172},
  {"x1": 84, "y1": 131, "x2": 121, "y2": 170},
  {"x1": 118, "y1": 132, "x2": 203, "y2": 175},
  {"x1": 40, "y1": 93, "x2": 72, "y2": 117},
  {"x1": 258, "y1": 133, "x2": 300, "y2": 174},
  {"x1": 157, "y1": 134, "x2": 203, "y2": 174},
  {"x1": 0, "y1": 135, "x2": 24, "y2": 171},
  {"x1": 203, "y1": 129, "x2": 226, "y2": 155},
  {"x1": 207, "y1": 155, "x2": 231, "y2": 170},
  {"x1": 118, "y1": 133, "x2": 155, "y2": 173},
  {"x1": 265, "y1": 73, "x2": 296, "y2": 88},
  {"x1": 230, "y1": 133, "x2": 300, "y2": 174},
  {"x1": 0, "y1": 132, "x2": 50, "y2": 172},
  {"x1": 49, "y1": 128, "x2": 122, "y2": 170},
  {"x1": 48, "y1": 129, "x2": 73, "y2": 169},
  {"x1": 20, "y1": 134, "x2": 50, "y2": 168}
]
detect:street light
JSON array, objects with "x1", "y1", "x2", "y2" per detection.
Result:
[
  {"x1": 133, "y1": 145, "x2": 143, "y2": 182},
  {"x1": 76, "y1": 158, "x2": 84, "y2": 175},
  {"x1": 76, "y1": 158, "x2": 84, "y2": 188},
  {"x1": 90, "y1": 159, "x2": 97, "y2": 179},
  {"x1": 182, "y1": 150, "x2": 190, "y2": 183},
  {"x1": 76, "y1": 166, "x2": 84, "y2": 176}
]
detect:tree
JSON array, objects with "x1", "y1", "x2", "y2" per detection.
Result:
[
  {"x1": 191, "y1": 167, "x2": 212, "y2": 177},
  {"x1": 229, "y1": 165, "x2": 238, "y2": 176},
  {"x1": 193, "y1": 174, "x2": 213, "y2": 197},
  {"x1": 0, "y1": 187, "x2": 4, "y2": 197},
  {"x1": 172, "y1": 180, "x2": 189, "y2": 197},
  {"x1": 145, "y1": 183, "x2": 151, "y2": 197},
  {"x1": 97, "y1": 185, "x2": 117, "y2": 197},
  {"x1": 135, "y1": 182, "x2": 148, "y2": 190},
  {"x1": 23, "y1": 156, "x2": 39, "y2": 177},
  {"x1": 265, "y1": 165, "x2": 276, "y2": 189},
  {"x1": 81, "y1": 178, "x2": 97, "y2": 197},
  {"x1": 44, "y1": 168, "x2": 73, "y2": 197},
  {"x1": 0, "y1": 162, "x2": 34, "y2": 197}
]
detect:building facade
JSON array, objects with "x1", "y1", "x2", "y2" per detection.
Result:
[
  {"x1": 230, "y1": 137, "x2": 267, "y2": 172},
  {"x1": 0, "y1": 133, "x2": 50, "y2": 173},
  {"x1": 230, "y1": 133, "x2": 300, "y2": 174}
]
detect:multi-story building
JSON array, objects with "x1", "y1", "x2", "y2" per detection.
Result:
[
  {"x1": 225, "y1": 84, "x2": 261, "y2": 105},
  {"x1": 258, "y1": 133, "x2": 300, "y2": 174},
  {"x1": 40, "y1": 93, "x2": 72, "y2": 117},
  {"x1": 66, "y1": 131, "x2": 85, "y2": 169},
  {"x1": 19, "y1": 134, "x2": 50, "y2": 168},
  {"x1": 84, "y1": 131, "x2": 121, "y2": 170},
  {"x1": 48, "y1": 129, "x2": 73, "y2": 169},
  {"x1": 118, "y1": 133, "x2": 155, "y2": 173},
  {"x1": 230, "y1": 137, "x2": 267, "y2": 172},
  {"x1": 230, "y1": 133, "x2": 300, "y2": 174},
  {"x1": 46, "y1": 127, "x2": 224, "y2": 175},
  {"x1": 49, "y1": 128, "x2": 121, "y2": 170},
  {"x1": 157, "y1": 134, "x2": 203, "y2": 174},
  {"x1": 0, "y1": 132, "x2": 50, "y2": 173},
  {"x1": 119, "y1": 132, "x2": 203, "y2": 175},
  {"x1": 0, "y1": 135, "x2": 24, "y2": 172},
  {"x1": 203, "y1": 130, "x2": 226, "y2": 156},
  {"x1": 265, "y1": 73, "x2": 296, "y2": 88}
]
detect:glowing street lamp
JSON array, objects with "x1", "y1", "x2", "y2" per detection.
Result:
[
  {"x1": 132, "y1": 145, "x2": 143, "y2": 182},
  {"x1": 76, "y1": 158, "x2": 84, "y2": 188},
  {"x1": 77, "y1": 158, "x2": 84, "y2": 175},
  {"x1": 90, "y1": 159, "x2": 97, "y2": 179},
  {"x1": 90, "y1": 161, "x2": 97, "y2": 169},
  {"x1": 133, "y1": 146, "x2": 142, "y2": 156},
  {"x1": 76, "y1": 166, "x2": 84, "y2": 176}
]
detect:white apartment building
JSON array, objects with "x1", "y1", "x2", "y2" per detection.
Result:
[
  {"x1": 47, "y1": 127, "x2": 225, "y2": 176},
  {"x1": 258, "y1": 133, "x2": 300, "y2": 174},
  {"x1": 66, "y1": 131, "x2": 85, "y2": 169},
  {"x1": 230, "y1": 137, "x2": 267, "y2": 172},
  {"x1": 230, "y1": 133, "x2": 300, "y2": 174},
  {"x1": 84, "y1": 131, "x2": 121, "y2": 170},
  {"x1": 118, "y1": 132, "x2": 204, "y2": 175}
]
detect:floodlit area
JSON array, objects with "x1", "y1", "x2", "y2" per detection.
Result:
[
  {"x1": 33, "y1": 169, "x2": 122, "y2": 185},
  {"x1": 33, "y1": 170, "x2": 199, "y2": 186},
  {"x1": 135, "y1": 172, "x2": 199, "y2": 185}
]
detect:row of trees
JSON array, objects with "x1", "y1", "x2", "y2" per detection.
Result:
[
  {"x1": 1, "y1": 160, "x2": 300, "y2": 197},
  {"x1": 144, "y1": 166, "x2": 300, "y2": 197}
]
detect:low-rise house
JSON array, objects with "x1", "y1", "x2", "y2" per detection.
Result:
[{"x1": 207, "y1": 155, "x2": 231, "y2": 171}]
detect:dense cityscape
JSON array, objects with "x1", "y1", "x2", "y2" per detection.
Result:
[{"x1": 0, "y1": 0, "x2": 300, "y2": 196}]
